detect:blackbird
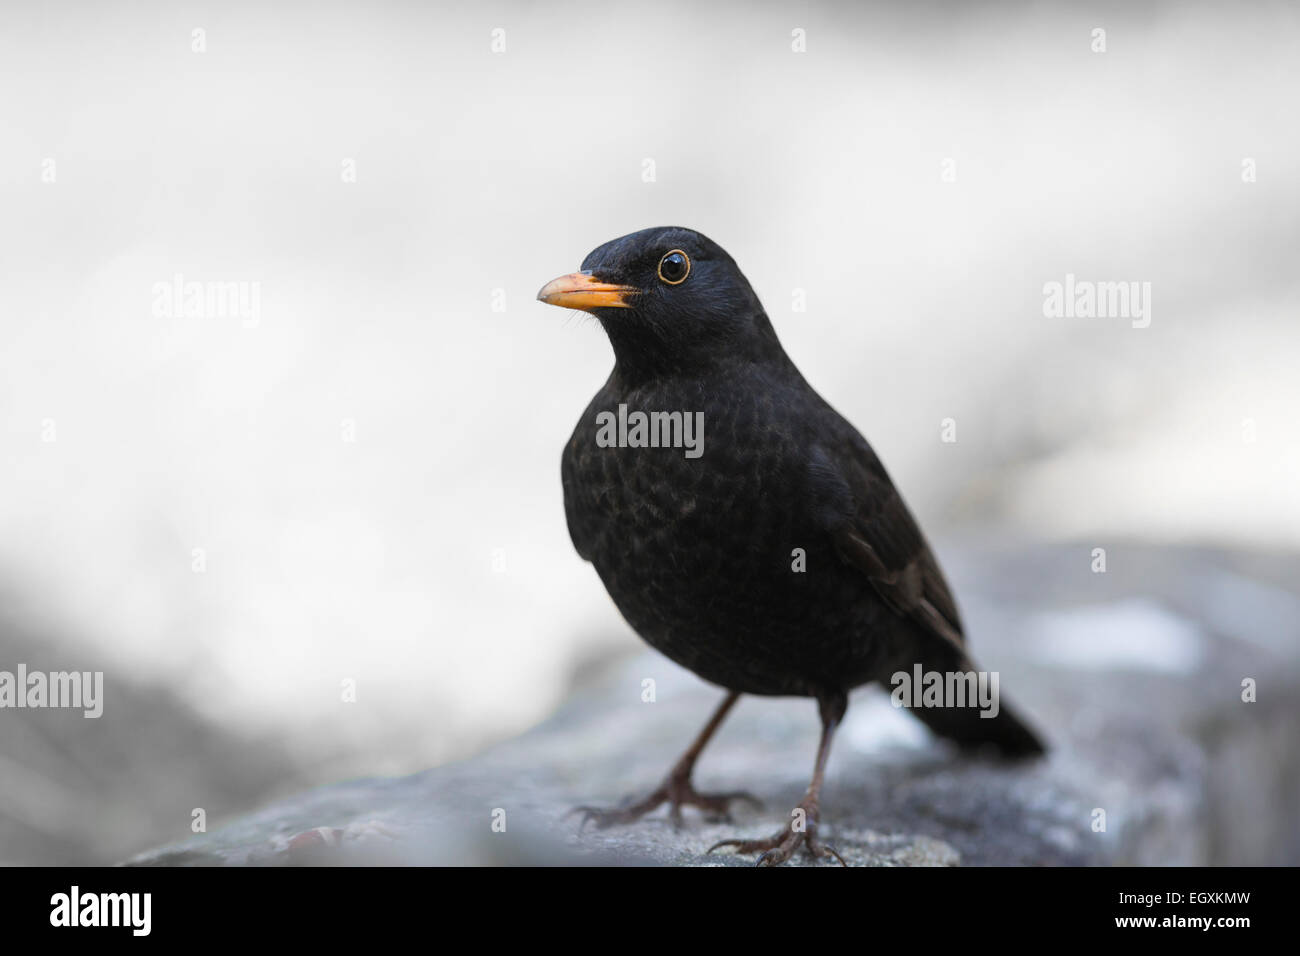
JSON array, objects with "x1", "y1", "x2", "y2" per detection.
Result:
[{"x1": 538, "y1": 226, "x2": 1045, "y2": 866}]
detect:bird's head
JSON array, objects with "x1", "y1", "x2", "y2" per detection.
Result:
[{"x1": 537, "y1": 226, "x2": 782, "y2": 380}]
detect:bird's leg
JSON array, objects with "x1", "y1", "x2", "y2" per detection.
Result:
[
  {"x1": 572, "y1": 691, "x2": 760, "y2": 829},
  {"x1": 708, "y1": 691, "x2": 848, "y2": 866}
]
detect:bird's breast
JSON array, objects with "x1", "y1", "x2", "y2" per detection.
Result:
[{"x1": 559, "y1": 382, "x2": 880, "y2": 694}]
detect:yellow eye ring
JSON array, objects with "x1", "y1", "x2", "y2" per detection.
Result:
[{"x1": 657, "y1": 250, "x2": 691, "y2": 285}]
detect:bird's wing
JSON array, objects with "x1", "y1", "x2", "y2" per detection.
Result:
[{"x1": 810, "y1": 438, "x2": 966, "y2": 652}]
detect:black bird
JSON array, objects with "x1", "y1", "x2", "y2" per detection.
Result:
[{"x1": 538, "y1": 227, "x2": 1045, "y2": 865}]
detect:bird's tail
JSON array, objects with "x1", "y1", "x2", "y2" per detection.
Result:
[{"x1": 892, "y1": 644, "x2": 1047, "y2": 758}]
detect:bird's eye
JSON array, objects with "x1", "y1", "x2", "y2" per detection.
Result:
[{"x1": 657, "y1": 250, "x2": 691, "y2": 285}]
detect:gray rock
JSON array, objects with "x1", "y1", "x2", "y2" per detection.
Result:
[
  {"x1": 0, "y1": 594, "x2": 314, "y2": 867},
  {"x1": 127, "y1": 539, "x2": 1300, "y2": 866}
]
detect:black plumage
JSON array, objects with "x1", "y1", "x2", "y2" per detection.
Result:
[{"x1": 538, "y1": 226, "x2": 1045, "y2": 865}]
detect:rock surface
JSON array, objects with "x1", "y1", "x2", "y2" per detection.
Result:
[
  {"x1": 127, "y1": 539, "x2": 1300, "y2": 866},
  {"x1": 0, "y1": 593, "x2": 314, "y2": 867}
]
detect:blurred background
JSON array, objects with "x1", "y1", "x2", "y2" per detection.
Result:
[{"x1": 1, "y1": 0, "x2": 1297, "y2": 864}]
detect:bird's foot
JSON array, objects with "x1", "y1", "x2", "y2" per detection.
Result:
[
  {"x1": 707, "y1": 798, "x2": 847, "y2": 866},
  {"x1": 570, "y1": 772, "x2": 761, "y2": 831}
]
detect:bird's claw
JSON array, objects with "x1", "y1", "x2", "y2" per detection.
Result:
[
  {"x1": 568, "y1": 778, "x2": 761, "y2": 831},
  {"x1": 707, "y1": 801, "x2": 847, "y2": 866}
]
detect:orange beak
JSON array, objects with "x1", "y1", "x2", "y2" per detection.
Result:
[{"x1": 537, "y1": 271, "x2": 638, "y2": 311}]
